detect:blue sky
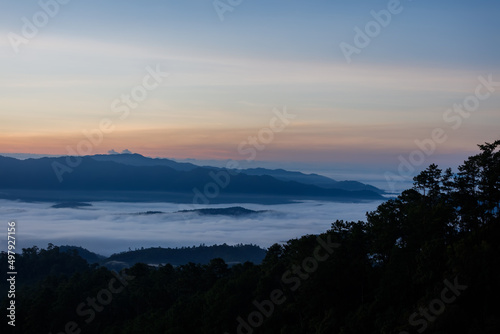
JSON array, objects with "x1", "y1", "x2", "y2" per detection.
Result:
[{"x1": 1, "y1": 0, "x2": 499, "y2": 186}]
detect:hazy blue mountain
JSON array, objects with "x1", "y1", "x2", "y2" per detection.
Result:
[
  {"x1": 0, "y1": 155, "x2": 383, "y2": 202},
  {"x1": 241, "y1": 168, "x2": 384, "y2": 193},
  {"x1": 331, "y1": 180, "x2": 384, "y2": 193},
  {"x1": 88, "y1": 153, "x2": 384, "y2": 193},
  {"x1": 90, "y1": 153, "x2": 198, "y2": 171}
]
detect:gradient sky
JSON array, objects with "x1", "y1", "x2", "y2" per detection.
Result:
[{"x1": 1, "y1": 0, "x2": 499, "y2": 178}]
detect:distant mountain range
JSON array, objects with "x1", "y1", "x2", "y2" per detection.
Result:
[
  {"x1": 0, "y1": 154, "x2": 384, "y2": 203},
  {"x1": 91, "y1": 154, "x2": 384, "y2": 193}
]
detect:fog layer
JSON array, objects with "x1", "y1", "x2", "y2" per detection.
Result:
[{"x1": 0, "y1": 199, "x2": 384, "y2": 256}]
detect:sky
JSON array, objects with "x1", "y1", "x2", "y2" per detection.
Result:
[{"x1": 1, "y1": 0, "x2": 499, "y2": 185}]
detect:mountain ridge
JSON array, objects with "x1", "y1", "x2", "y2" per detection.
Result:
[
  {"x1": 0, "y1": 155, "x2": 384, "y2": 203},
  {"x1": 89, "y1": 153, "x2": 384, "y2": 193},
  {"x1": 58, "y1": 243, "x2": 267, "y2": 269}
]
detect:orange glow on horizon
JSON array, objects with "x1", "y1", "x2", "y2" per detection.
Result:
[{"x1": 1, "y1": 121, "x2": 497, "y2": 163}]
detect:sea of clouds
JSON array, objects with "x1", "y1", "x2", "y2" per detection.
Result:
[{"x1": 0, "y1": 199, "x2": 385, "y2": 256}]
